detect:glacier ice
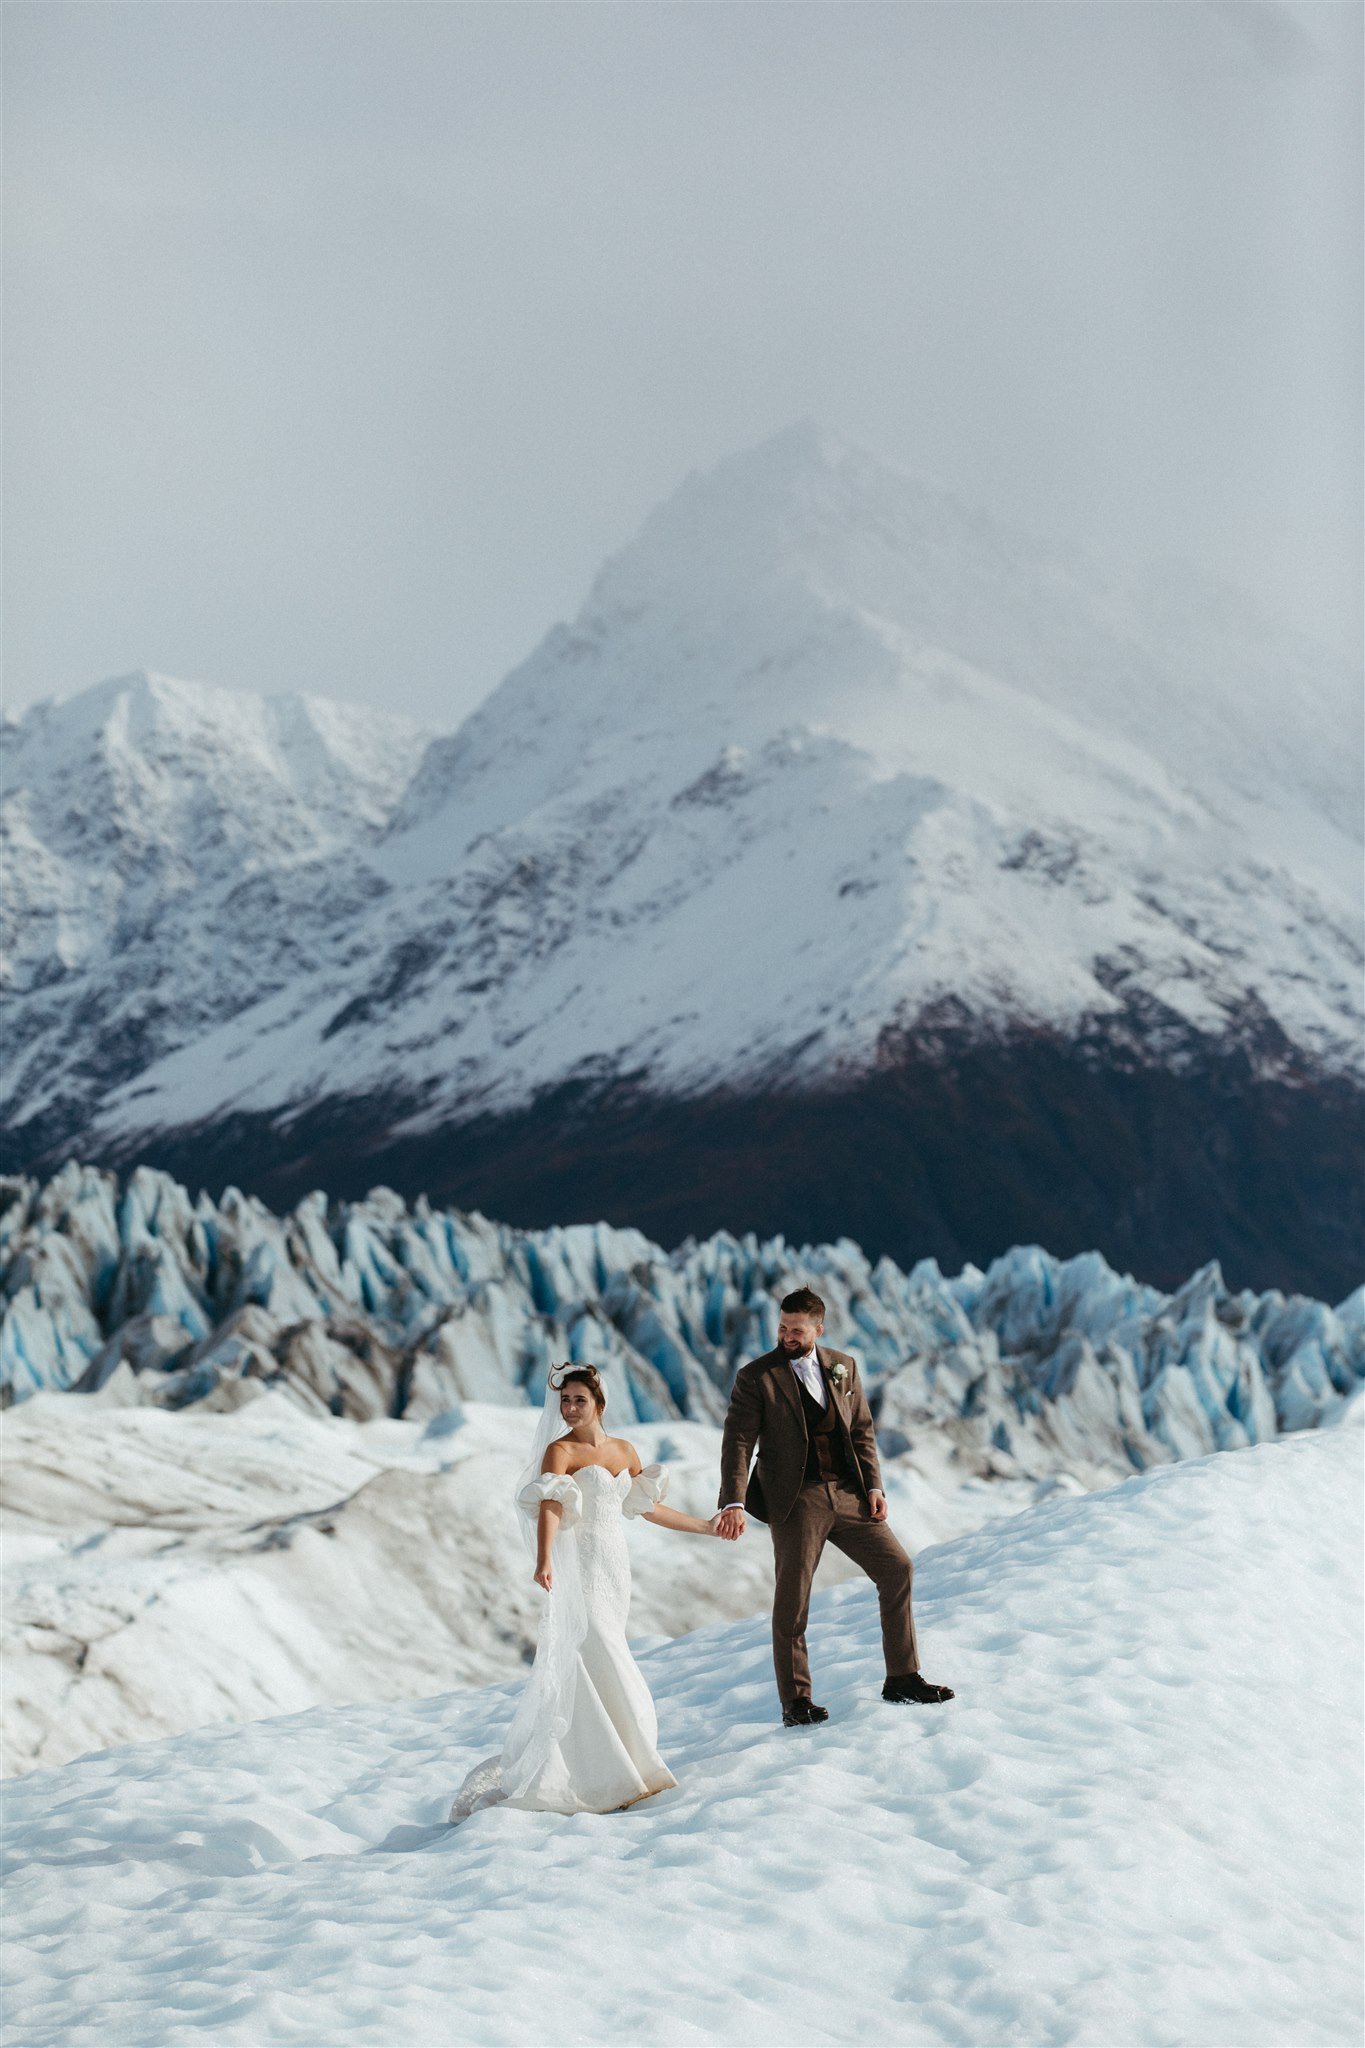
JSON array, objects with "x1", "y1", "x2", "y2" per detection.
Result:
[{"x1": 2, "y1": 1160, "x2": 1360, "y2": 1483}]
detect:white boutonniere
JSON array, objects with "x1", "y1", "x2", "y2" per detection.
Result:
[{"x1": 828, "y1": 1362, "x2": 850, "y2": 1387}]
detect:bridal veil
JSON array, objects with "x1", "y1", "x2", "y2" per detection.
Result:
[{"x1": 448, "y1": 1364, "x2": 592, "y2": 1819}]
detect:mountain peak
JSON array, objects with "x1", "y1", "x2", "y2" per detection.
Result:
[
  {"x1": 726, "y1": 412, "x2": 827, "y2": 463},
  {"x1": 4, "y1": 668, "x2": 264, "y2": 758},
  {"x1": 4, "y1": 668, "x2": 427, "y2": 779},
  {"x1": 541, "y1": 424, "x2": 1355, "y2": 847},
  {"x1": 582, "y1": 421, "x2": 962, "y2": 626}
]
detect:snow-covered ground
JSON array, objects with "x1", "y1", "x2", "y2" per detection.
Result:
[
  {"x1": 3, "y1": 1426, "x2": 1360, "y2": 2048},
  {"x1": 1, "y1": 1391, "x2": 1050, "y2": 1779}
]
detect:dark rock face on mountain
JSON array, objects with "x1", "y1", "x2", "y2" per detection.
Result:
[
  {"x1": 81, "y1": 1017, "x2": 1360, "y2": 1302},
  {"x1": 2, "y1": 427, "x2": 1360, "y2": 1295}
]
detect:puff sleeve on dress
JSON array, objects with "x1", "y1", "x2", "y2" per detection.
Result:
[
  {"x1": 621, "y1": 1463, "x2": 668, "y2": 1519},
  {"x1": 517, "y1": 1472, "x2": 583, "y2": 1530}
]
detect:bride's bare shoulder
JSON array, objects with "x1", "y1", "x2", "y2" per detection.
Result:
[
  {"x1": 611, "y1": 1436, "x2": 643, "y2": 1477},
  {"x1": 541, "y1": 1436, "x2": 575, "y2": 1474}
]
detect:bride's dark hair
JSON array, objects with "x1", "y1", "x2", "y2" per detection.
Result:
[{"x1": 552, "y1": 1362, "x2": 607, "y2": 1412}]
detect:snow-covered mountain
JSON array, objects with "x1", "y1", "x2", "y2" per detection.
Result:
[
  {"x1": 3, "y1": 427, "x2": 1360, "y2": 1293},
  {"x1": 4, "y1": 1426, "x2": 1360, "y2": 2047},
  {"x1": 1, "y1": 669, "x2": 430, "y2": 1141}
]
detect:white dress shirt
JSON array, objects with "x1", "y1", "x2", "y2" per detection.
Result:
[
  {"x1": 723, "y1": 1345, "x2": 828, "y2": 1510},
  {"x1": 785, "y1": 1344, "x2": 828, "y2": 1409}
]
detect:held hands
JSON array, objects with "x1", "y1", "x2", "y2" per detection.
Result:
[{"x1": 712, "y1": 1500, "x2": 880, "y2": 1536}]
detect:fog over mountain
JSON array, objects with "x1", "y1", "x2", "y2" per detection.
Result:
[{"x1": 2, "y1": 427, "x2": 1360, "y2": 1294}]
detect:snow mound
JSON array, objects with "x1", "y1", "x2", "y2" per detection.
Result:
[{"x1": 4, "y1": 1428, "x2": 1360, "y2": 2048}]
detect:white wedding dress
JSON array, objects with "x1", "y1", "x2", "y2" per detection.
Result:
[{"x1": 449, "y1": 1459, "x2": 678, "y2": 1820}]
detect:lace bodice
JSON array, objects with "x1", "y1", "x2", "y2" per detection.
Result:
[
  {"x1": 577, "y1": 1460, "x2": 630, "y2": 1520},
  {"x1": 515, "y1": 1462, "x2": 668, "y2": 1635}
]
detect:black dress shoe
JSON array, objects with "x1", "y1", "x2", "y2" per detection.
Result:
[
  {"x1": 781, "y1": 1697, "x2": 830, "y2": 1727},
  {"x1": 883, "y1": 1672, "x2": 955, "y2": 1704}
]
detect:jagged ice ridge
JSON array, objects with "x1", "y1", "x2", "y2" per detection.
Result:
[{"x1": 3, "y1": 1162, "x2": 1360, "y2": 1484}]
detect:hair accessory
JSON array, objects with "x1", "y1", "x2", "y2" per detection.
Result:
[{"x1": 552, "y1": 1361, "x2": 601, "y2": 1388}]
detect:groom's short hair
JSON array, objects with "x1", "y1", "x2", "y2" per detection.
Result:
[{"x1": 780, "y1": 1286, "x2": 825, "y2": 1321}]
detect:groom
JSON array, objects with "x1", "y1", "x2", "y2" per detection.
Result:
[{"x1": 717, "y1": 1287, "x2": 954, "y2": 1726}]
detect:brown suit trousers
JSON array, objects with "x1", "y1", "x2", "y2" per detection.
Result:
[{"x1": 772, "y1": 1473, "x2": 920, "y2": 1703}]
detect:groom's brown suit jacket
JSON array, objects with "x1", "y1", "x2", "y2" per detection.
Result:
[{"x1": 718, "y1": 1345, "x2": 884, "y2": 1525}]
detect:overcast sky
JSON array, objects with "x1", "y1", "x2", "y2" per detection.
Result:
[{"x1": 4, "y1": 1, "x2": 1360, "y2": 732}]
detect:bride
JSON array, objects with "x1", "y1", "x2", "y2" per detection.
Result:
[{"x1": 449, "y1": 1362, "x2": 726, "y2": 1820}]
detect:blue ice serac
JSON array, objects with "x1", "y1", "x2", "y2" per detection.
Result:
[{"x1": 0, "y1": 1161, "x2": 1360, "y2": 1483}]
